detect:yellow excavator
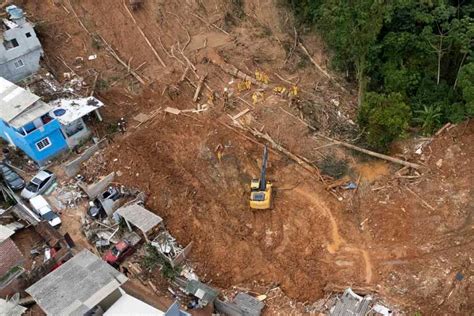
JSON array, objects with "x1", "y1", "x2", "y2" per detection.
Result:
[{"x1": 250, "y1": 145, "x2": 273, "y2": 209}]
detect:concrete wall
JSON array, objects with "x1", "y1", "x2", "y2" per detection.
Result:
[
  {"x1": 78, "y1": 172, "x2": 115, "y2": 199},
  {"x1": 172, "y1": 242, "x2": 193, "y2": 268},
  {"x1": 0, "y1": 118, "x2": 69, "y2": 166},
  {"x1": 214, "y1": 299, "x2": 245, "y2": 316},
  {"x1": 0, "y1": 22, "x2": 43, "y2": 82},
  {"x1": 63, "y1": 139, "x2": 107, "y2": 177}
]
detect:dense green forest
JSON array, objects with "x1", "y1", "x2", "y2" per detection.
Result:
[{"x1": 288, "y1": 0, "x2": 474, "y2": 150}]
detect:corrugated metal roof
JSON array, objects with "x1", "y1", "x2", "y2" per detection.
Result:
[
  {"x1": 26, "y1": 249, "x2": 127, "y2": 315},
  {"x1": 330, "y1": 288, "x2": 372, "y2": 316},
  {"x1": 0, "y1": 77, "x2": 41, "y2": 126},
  {"x1": 115, "y1": 202, "x2": 163, "y2": 233},
  {"x1": 9, "y1": 100, "x2": 53, "y2": 128}
]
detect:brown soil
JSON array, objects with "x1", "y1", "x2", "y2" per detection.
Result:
[{"x1": 19, "y1": 0, "x2": 473, "y2": 314}]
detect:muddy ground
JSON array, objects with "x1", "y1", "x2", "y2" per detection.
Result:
[{"x1": 17, "y1": 0, "x2": 473, "y2": 314}]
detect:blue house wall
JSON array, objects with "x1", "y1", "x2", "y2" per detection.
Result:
[{"x1": 0, "y1": 118, "x2": 68, "y2": 165}]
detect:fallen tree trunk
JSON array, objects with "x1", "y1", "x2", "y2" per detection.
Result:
[
  {"x1": 278, "y1": 107, "x2": 424, "y2": 170},
  {"x1": 122, "y1": 0, "x2": 167, "y2": 67},
  {"x1": 226, "y1": 121, "x2": 325, "y2": 183},
  {"x1": 327, "y1": 138, "x2": 424, "y2": 170},
  {"x1": 298, "y1": 41, "x2": 347, "y2": 93}
]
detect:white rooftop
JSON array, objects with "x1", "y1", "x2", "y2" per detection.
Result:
[
  {"x1": 50, "y1": 97, "x2": 104, "y2": 125},
  {"x1": 0, "y1": 77, "x2": 52, "y2": 128},
  {"x1": 26, "y1": 249, "x2": 127, "y2": 315},
  {"x1": 0, "y1": 298, "x2": 26, "y2": 316},
  {"x1": 0, "y1": 224, "x2": 15, "y2": 242},
  {"x1": 104, "y1": 289, "x2": 164, "y2": 316}
]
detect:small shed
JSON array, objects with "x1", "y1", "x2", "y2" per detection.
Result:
[{"x1": 115, "y1": 202, "x2": 163, "y2": 241}]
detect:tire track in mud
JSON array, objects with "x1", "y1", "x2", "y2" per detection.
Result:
[{"x1": 294, "y1": 187, "x2": 374, "y2": 284}]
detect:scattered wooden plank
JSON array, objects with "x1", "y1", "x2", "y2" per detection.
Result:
[
  {"x1": 193, "y1": 74, "x2": 207, "y2": 102},
  {"x1": 231, "y1": 108, "x2": 250, "y2": 121},
  {"x1": 148, "y1": 280, "x2": 158, "y2": 293},
  {"x1": 406, "y1": 187, "x2": 435, "y2": 211},
  {"x1": 164, "y1": 107, "x2": 182, "y2": 115},
  {"x1": 189, "y1": 12, "x2": 231, "y2": 36}
]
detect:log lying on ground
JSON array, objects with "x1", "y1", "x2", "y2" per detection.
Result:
[
  {"x1": 99, "y1": 35, "x2": 146, "y2": 85},
  {"x1": 226, "y1": 121, "x2": 325, "y2": 182},
  {"x1": 298, "y1": 41, "x2": 347, "y2": 93},
  {"x1": 278, "y1": 107, "x2": 424, "y2": 170},
  {"x1": 122, "y1": 0, "x2": 167, "y2": 67},
  {"x1": 323, "y1": 136, "x2": 424, "y2": 170},
  {"x1": 67, "y1": 0, "x2": 146, "y2": 85}
]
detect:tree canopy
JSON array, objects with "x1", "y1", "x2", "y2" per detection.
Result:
[{"x1": 289, "y1": 0, "x2": 474, "y2": 149}]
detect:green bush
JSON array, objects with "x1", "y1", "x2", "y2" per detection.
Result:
[
  {"x1": 458, "y1": 63, "x2": 474, "y2": 117},
  {"x1": 413, "y1": 105, "x2": 442, "y2": 135},
  {"x1": 358, "y1": 92, "x2": 411, "y2": 151}
]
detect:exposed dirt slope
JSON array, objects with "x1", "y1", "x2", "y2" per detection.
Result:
[{"x1": 19, "y1": 0, "x2": 473, "y2": 314}]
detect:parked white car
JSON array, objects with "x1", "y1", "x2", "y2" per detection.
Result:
[
  {"x1": 21, "y1": 170, "x2": 56, "y2": 199},
  {"x1": 29, "y1": 195, "x2": 61, "y2": 228}
]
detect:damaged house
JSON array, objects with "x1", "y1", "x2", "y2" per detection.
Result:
[
  {"x1": 0, "y1": 6, "x2": 43, "y2": 83},
  {"x1": 0, "y1": 77, "x2": 103, "y2": 165}
]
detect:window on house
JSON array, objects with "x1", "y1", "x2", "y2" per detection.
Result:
[
  {"x1": 3, "y1": 38, "x2": 19, "y2": 50},
  {"x1": 14, "y1": 59, "x2": 24, "y2": 68},
  {"x1": 36, "y1": 137, "x2": 51, "y2": 151},
  {"x1": 25, "y1": 32, "x2": 32, "y2": 38}
]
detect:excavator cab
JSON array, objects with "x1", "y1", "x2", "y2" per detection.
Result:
[{"x1": 250, "y1": 145, "x2": 273, "y2": 210}]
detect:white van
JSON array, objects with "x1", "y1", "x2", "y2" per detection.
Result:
[{"x1": 29, "y1": 195, "x2": 61, "y2": 228}]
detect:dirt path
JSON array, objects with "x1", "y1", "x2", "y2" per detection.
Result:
[{"x1": 293, "y1": 187, "x2": 374, "y2": 284}]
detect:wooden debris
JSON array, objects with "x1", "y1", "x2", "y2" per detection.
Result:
[
  {"x1": 99, "y1": 35, "x2": 146, "y2": 85},
  {"x1": 231, "y1": 121, "x2": 325, "y2": 183},
  {"x1": 66, "y1": 0, "x2": 92, "y2": 36},
  {"x1": 279, "y1": 106, "x2": 424, "y2": 170},
  {"x1": 165, "y1": 107, "x2": 182, "y2": 115},
  {"x1": 209, "y1": 58, "x2": 268, "y2": 89},
  {"x1": 230, "y1": 108, "x2": 250, "y2": 121},
  {"x1": 122, "y1": 0, "x2": 167, "y2": 67},
  {"x1": 189, "y1": 12, "x2": 231, "y2": 36},
  {"x1": 148, "y1": 280, "x2": 158, "y2": 293},
  {"x1": 325, "y1": 177, "x2": 350, "y2": 190},
  {"x1": 193, "y1": 74, "x2": 207, "y2": 102},
  {"x1": 406, "y1": 187, "x2": 435, "y2": 211},
  {"x1": 298, "y1": 41, "x2": 347, "y2": 92},
  {"x1": 435, "y1": 122, "x2": 452, "y2": 136}
]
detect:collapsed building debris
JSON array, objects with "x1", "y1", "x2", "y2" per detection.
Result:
[
  {"x1": 151, "y1": 230, "x2": 193, "y2": 268},
  {"x1": 330, "y1": 288, "x2": 393, "y2": 316}
]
